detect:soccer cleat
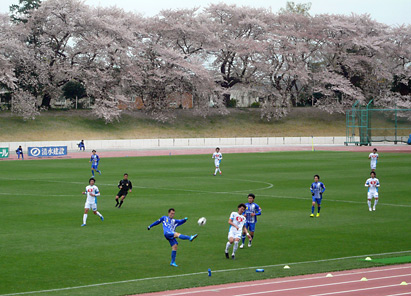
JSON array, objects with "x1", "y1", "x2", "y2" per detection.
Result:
[
  {"x1": 99, "y1": 171, "x2": 102, "y2": 175},
  {"x1": 239, "y1": 244, "x2": 244, "y2": 249},
  {"x1": 219, "y1": 171, "x2": 222, "y2": 175},
  {"x1": 231, "y1": 255, "x2": 235, "y2": 260},
  {"x1": 189, "y1": 234, "x2": 198, "y2": 242},
  {"x1": 248, "y1": 241, "x2": 252, "y2": 247},
  {"x1": 310, "y1": 214, "x2": 314, "y2": 217},
  {"x1": 373, "y1": 207, "x2": 376, "y2": 211},
  {"x1": 170, "y1": 262, "x2": 178, "y2": 267},
  {"x1": 225, "y1": 252, "x2": 229, "y2": 259},
  {"x1": 100, "y1": 216, "x2": 104, "y2": 221},
  {"x1": 369, "y1": 208, "x2": 372, "y2": 212},
  {"x1": 213, "y1": 174, "x2": 216, "y2": 176},
  {"x1": 316, "y1": 213, "x2": 320, "y2": 217},
  {"x1": 81, "y1": 224, "x2": 86, "y2": 227}
]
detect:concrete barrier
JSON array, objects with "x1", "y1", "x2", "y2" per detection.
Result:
[{"x1": 0, "y1": 137, "x2": 347, "y2": 153}]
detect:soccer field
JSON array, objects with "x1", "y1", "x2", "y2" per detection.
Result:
[{"x1": 1, "y1": 151, "x2": 410, "y2": 296}]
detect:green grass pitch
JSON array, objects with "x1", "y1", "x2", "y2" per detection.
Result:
[{"x1": 0, "y1": 151, "x2": 410, "y2": 296}]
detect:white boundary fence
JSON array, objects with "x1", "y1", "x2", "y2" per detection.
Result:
[{"x1": 1, "y1": 137, "x2": 348, "y2": 152}]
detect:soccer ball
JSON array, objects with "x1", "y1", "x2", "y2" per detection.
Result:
[{"x1": 197, "y1": 217, "x2": 207, "y2": 226}]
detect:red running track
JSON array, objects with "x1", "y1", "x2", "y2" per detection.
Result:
[{"x1": 135, "y1": 264, "x2": 411, "y2": 296}]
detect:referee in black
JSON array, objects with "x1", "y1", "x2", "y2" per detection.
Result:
[{"x1": 115, "y1": 173, "x2": 133, "y2": 208}]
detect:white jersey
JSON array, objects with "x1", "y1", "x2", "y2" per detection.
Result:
[
  {"x1": 212, "y1": 152, "x2": 223, "y2": 166},
  {"x1": 369, "y1": 153, "x2": 378, "y2": 168},
  {"x1": 85, "y1": 185, "x2": 100, "y2": 204},
  {"x1": 229, "y1": 212, "x2": 246, "y2": 231},
  {"x1": 365, "y1": 178, "x2": 380, "y2": 193}
]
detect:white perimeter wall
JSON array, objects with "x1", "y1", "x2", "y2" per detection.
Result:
[{"x1": 0, "y1": 137, "x2": 349, "y2": 152}]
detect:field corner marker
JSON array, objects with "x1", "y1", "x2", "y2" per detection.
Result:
[{"x1": 361, "y1": 277, "x2": 368, "y2": 281}]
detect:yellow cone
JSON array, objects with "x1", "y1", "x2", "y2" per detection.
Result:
[
  {"x1": 283, "y1": 265, "x2": 290, "y2": 269},
  {"x1": 326, "y1": 273, "x2": 333, "y2": 278},
  {"x1": 361, "y1": 277, "x2": 368, "y2": 281},
  {"x1": 365, "y1": 257, "x2": 372, "y2": 261},
  {"x1": 400, "y1": 281, "x2": 408, "y2": 286}
]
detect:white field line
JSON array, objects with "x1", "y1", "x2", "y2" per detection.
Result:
[
  {"x1": 385, "y1": 293, "x2": 411, "y2": 296},
  {"x1": 1, "y1": 251, "x2": 411, "y2": 296},
  {"x1": 308, "y1": 284, "x2": 411, "y2": 296},
  {"x1": 153, "y1": 270, "x2": 411, "y2": 296},
  {"x1": 0, "y1": 177, "x2": 410, "y2": 207}
]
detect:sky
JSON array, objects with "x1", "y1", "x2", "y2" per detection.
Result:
[{"x1": 0, "y1": 0, "x2": 410, "y2": 26}]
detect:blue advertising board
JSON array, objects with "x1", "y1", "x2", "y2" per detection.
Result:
[{"x1": 28, "y1": 146, "x2": 67, "y2": 157}]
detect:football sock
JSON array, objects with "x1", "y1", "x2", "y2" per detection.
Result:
[
  {"x1": 171, "y1": 250, "x2": 177, "y2": 263},
  {"x1": 96, "y1": 211, "x2": 102, "y2": 218},
  {"x1": 119, "y1": 201, "x2": 123, "y2": 208},
  {"x1": 178, "y1": 234, "x2": 190, "y2": 240},
  {"x1": 241, "y1": 235, "x2": 246, "y2": 244},
  {"x1": 115, "y1": 199, "x2": 119, "y2": 206},
  {"x1": 251, "y1": 234, "x2": 254, "y2": 240},
  {"x1": 91, "y1": 170, "x2": 94, "y2": 176},
  {"x1": 214, "y1": 168, "x2": 218, "y2": 175},
  {"x1": 233, "y1": 241, "x2": 239, "y2": 254},
  {"x1": 374, "y1": 199, "x2": 378, "y2": 207},
  {"x1": 225, "y1": 242, "x2": 232, "y2": 252},
  {"x1": 83, "y1": 214, "x2": 87, "y2": 224},
  {"x1": 96, "y1": 170, "x2": 101, "y2": 174},
  {"x1": 367, "y1": 200, "x2": 372, "y2": 208},
  {"x1": 318, "y1": 206, "x2": 321, "y2": 213},
  {"x1": 311, "y1": 206, "x2": 315, "y2": 214}
]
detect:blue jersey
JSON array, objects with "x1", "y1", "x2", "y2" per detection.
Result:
[
  {"x1": 244, "y1": 202, "x2": 262, "y2": 224},
  {"x1": 90, "y1": 154, "x2": 100, "y2": 165},
  {"x1": 149, "y1": 216, "x2": 187, "y2": 235},
  {"x1": 310, "y1": 182, "x2": 325, "y2": 199}
]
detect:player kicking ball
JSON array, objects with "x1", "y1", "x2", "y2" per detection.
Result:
[
  {"x1": 225, "y1": 203, "x2": 251, "y2": 260},
  {"x1": 212, "y1": 147, "x2": 223, "y2": 176},
  {"x1": 310, "y1": 175, "x2": 326, "y2": 217},
  {"x1": 365, "y1": 171, "x2": 380, "y2": 211},
  {"x1": 81, "y1": 177, "x2": 104, "y2": 226},
  {"x1": 147, "y1": 208, "x2": 198, "y2": 267}
]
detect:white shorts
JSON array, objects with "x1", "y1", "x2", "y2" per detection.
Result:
[
  {"x1": 367, "y1": 192, "x2": 379, "y2": 199},
  {"x1": 85, "y1": 202, "x2": 97, "y2": 211},
  {"x1": 228, "y1": 228, "x2": 242, "y2": 240},
  {"x1": 215, "y1": 162, "x2": 220, "y2": 168}
]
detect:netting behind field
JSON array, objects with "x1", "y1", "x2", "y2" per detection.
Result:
[
  {"x1": 368, "y1": 109, "x2": 411, "y2": 143},
  {"x1": 345, "y1": 102, "x2": 411, "y2": 145}
]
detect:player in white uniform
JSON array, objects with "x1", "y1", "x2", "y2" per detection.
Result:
[
  {"x1": 365, "y1": 171, "x2": 380, "y2": 211},
  {"x1": 225, "y1": 203, "x2": 251, "y2": 259},
  {"x1": 81, "y1": 177, "x2": 104, "y2": 226},
  {"x1": 212, "y1": 147, "x2": 223, "y2": 176},
  {"x1": 368, "y1": 148, "x2": 379, "y2": 172}
]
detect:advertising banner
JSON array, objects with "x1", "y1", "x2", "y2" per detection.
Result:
[
  {"x1": 28, "y1": 146, "x2": 67, "y2": 157},
  {"x1": 0, "y1": 147, "x2": 8, "y2": 158}
]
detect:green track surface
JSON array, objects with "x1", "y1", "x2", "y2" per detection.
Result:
[{"x1": 0, "y1": 151, "x2": 410, "y2": 295}]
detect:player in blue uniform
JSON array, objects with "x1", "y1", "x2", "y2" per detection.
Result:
[
  {"x1": 240, "y1": 193, "x2": 262, "y2": 248},
  {"x1": 89, "y1": 150, "x2": 101, "y2": 177},
  {"x1": 310, "y1": 175, "x2": 326, "y2": 217},
  {"x1": 147, "y1": 208, "x2": 198, "y2": 267}
]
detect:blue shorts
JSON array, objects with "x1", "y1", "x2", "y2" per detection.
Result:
[
  {"x1": 245, "y1": 222, "x2": 256, "y2": 232},
  {"x1": 91, "y1": 164, "x2": 99, "y2": 170},
  {"x1": 164, "y1": 231, "x2": 178, "y2": 247},
  {"x1": 312, "y1": 197, "x2": 322, "y2": 205}
]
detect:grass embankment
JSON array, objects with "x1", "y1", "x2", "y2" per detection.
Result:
[{"x1": 0, "y1": 108, "x2": 347, "y2": 141}]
